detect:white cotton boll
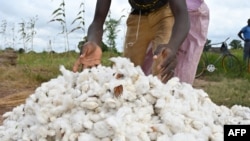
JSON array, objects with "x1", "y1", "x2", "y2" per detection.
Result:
[
  {"x1": 47, "y1": 85, "x2": 66, "y2": 97},
  {"x1": 33, "y1": 125, "x2": 52, "y2": 139},
  {"x1": 68, "y1": 133, "x2": 80, "y2": 141},
  {"x1": 78, "y1": 81, "x2": 90, "y2": 93},
  {"x1": 80, "y1": 101, "x2": 99, "y2": 110},
  {"x1": 143, "y1": 93, "x2": 157, "y2": 105},
  {"x1": 155, "y1": 98, "x2": 166, "y2": 109},
  {"x1": 135, "y1": 106, "x2": 154, "y2": 122},
  {"x1": 113, "y1": 133, "x2": 126, "y2": 141},
  {"x1": 209, "y1": 132, "x2": 223, "y2": 141},
  {"x1": 2, "y1": 111, "x2": 13, "y2": 119},
  {"x1": 60, "y1": 65, "x2": 78, "y2": 87},
  {"x1": 49, "y1": 95, "x2": 75, "y2": 117},
  {"x1": 86, "y1": 97, "x2": 99, "y2": 102},
  {"x1": 76, "y1": 69, "x2": 91, "y2": 83},
  {"x1": 104, "y1": 98, "x2": 118, "y2": 109},
  {"x1": 148, "y1": 86, "x2": 169, "y2": 99},
  {"x1": 151, "y1": 124, "x2": 172, "y2": 136},
  {"x1": 19, "y1": 115, "x2": 38, "y2": 130},
  {"x1": 110, "y1": 57, "x2": 133, "y2": 69},
  {"x1": 70, "y1": 110, "x2": 86, "y2": 132},
  {"x1": 231, "y1": 105, "x2": 250, "y2": 119},
  {"x1": 105, "y1": 116, "x2": 120, "y2": 131},
  {"x1": 24, "y1": 98, "x2": 38, "y2": 115},
  {"x1": 101, "y1": 138, "x2": 112, "y2": 141},
  {"x1": 171, "y1": 133, "x2": 197, "y2": 141},
  {"x1": 68, "y1": 88, "x2": 81, "y2": 99},
  {"x1": 89, "y1": 65, "x2": 114, "y2": 84},
  {"x1": 83, "y1": 119, "x2": 94, "y2": 129},
  {"x1": 138, "y1": 132, "x2": 151, "y2": 141},
  {"x1": 148, "y1": 132, "x2": 158, "y2": 141},
  {"x1": 134, "y1": 75, "x2": 150, "y2": 94},
  {"x1": 78, "y1": 133, "x2": 100, "y2": 141},
  {"x1": 191, "y1": 120, "x2": 204, "y2": 130},
  {"x1": 52, "y1": 118, "x2": 73, "y2": 140},
  {"x1": 195, "y1": 126, "x2": 212, "y2": 140},
  {"x1": 100, "y1": 92, "x2": 113, "y2": 102},
  {"x1": 147, "y1": 75, "x2": 163, "y2": 87},
  {"x1": 122, "y1": 85, "x2": 138, "y2": 102},
  {"x1": 89, "y1": 113, "x2": 105, "y2": 122},
  {"x1": 86, "y1": 80, "x2": 104, "y2": 97},
  {"x1": 35, "y1": 107, "x2": 51, "y2": 124},
  {"x1": 27, "y1": 93, "x2": 37, "y2": 102},
  {"x1": 157, "y1": 134, "x2": 171, "y2": 141},
  {"x1": 93, "y1": 121, "x2": 114, "y2": 138},
  {"x1": 166, "y1": 77, "x2": 181, "y2": 87},
  {"x1": 161, "y1": 112, "x2": 186, "y2": 134},
  {"x1": 11, "y1": 104, "x2": 25, "y2": 118},
  {"x1": 116, "y1": 106, "x2": 133, "y2": 119},
  {"x1": 75, "y1": 93, "x2": 88, "y2": 102}
]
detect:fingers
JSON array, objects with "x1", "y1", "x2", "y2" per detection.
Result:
[
  {"x1": 155, "y1": 48, "x2": 176, "y2": 83},
  {"x1": 153, "y1": 44, "x2": 165, "y2": 56},
  {"x1": 72, "y1": 58, "x2": 81, "y2": 72},
  {"x1": 73, "y1": 42, "x2": 102, "y2": 72},
  {"x1": 158, "y1": 69, "x2": 175, "y2": 83}
]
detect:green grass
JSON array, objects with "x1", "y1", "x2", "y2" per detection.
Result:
[
  {"x1": 16, "y1": 51, "x2": 121, "y2": 83},
  {"x1": 195, "y1": 49, "x2": 250, "y2": 107}
]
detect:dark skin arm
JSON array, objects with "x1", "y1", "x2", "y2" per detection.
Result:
[
  {"x1": 153, "y1": 0, "x2": 190, "y2": 83},
  {"x1": 87, "y1": 0, "x2": 111, "y2": 45},
  {"x1": 238, "y1": 30, "x2": 245, "y2": 41},
  {"x1": 72, "y1": 0, "x2": 111, "y2": 72}
]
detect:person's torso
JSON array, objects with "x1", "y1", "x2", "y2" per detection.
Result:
[
  {"x1": 242, "y1": 26, "x2": 250, "y2": 39},
  {"x1": 128, "y1": 0, "x2": 168, "y2": 11}
]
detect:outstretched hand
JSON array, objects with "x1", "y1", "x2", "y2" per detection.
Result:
[
  {"x1": 153, "y1": 44, "x2": 177, "y2": 83},
  {"x1": 73, "y1": 42, "x2": 102, "y2": 72}
]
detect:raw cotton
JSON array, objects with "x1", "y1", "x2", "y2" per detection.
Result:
[{"x1": 0, "y1": 57, "x2": 250, "y2": 141}]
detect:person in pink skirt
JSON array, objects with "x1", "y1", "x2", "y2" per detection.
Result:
[{"x1": 174, "y1": 0, "x2": 210, "y2": 84}]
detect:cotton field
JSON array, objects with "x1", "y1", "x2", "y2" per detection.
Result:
[{"x1": 0, "y1": 57, "x2": 250, "y2": 141}]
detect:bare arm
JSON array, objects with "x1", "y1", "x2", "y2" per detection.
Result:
[
  {"x1": 153, "y1": 0, "x2": 190, "y2": 83},
  {"x1": 238, "y1": 30, "x2": 244, "y2": 41},
  {"x1": 168, "y1": 0, "x2": 190, "y2": 53},
  {"x1": 72, "y1": 0, "x2": 111, "y2": 72},
  {"x1": 87, "y1": 0, "x2": 112, "y2": 45}
]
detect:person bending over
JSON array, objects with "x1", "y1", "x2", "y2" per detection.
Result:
[{"x1": 73, "y1": 0, "x2": 190, "y2": 84}]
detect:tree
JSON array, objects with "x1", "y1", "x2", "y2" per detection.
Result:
[
  {"x1": 70, "y1": 1, "x2": 85, "y2": 34},
  {"x1": 229, "y1": 39, "x2": 243, "y2": 49},
  {"x1": 104, "y1": 11, "x2": 124, "y2": 53},
  {"x1": 27, "y1": 16, "x2": 38, "y2": 51},
  {"x1": 18, "y1": 20, "x2": 28, "y2": 51},
  {"x1": 49, "y1": 0, "x2": 69, "y2": 52},
  {"x1": 49, "y1": 0, "x2": 86, "y2": 52},
  {"x1": 0, "y1": 20, "x2": 7, "y2": 48}
]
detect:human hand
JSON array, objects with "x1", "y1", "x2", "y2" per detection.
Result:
[
  {"x1": 153, "y1": 44, "x2": 177, "y2": 83},
  {"x1": 72, "y1": 42, "x2": 102, "y2": 72}
]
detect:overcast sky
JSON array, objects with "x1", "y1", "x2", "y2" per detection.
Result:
[{"x1": 0, "y1": 0, "x2": 249, "y2": 52}]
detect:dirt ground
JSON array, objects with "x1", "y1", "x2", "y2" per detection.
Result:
[
  {"x1": 0, "y1": 78, "x2": 207, "y2": 125},
  {"x1": 0, "y1": 85, "x2": 36, "y2": 124}
]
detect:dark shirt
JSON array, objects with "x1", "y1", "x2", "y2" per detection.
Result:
[{"x1": 128, "y1": 0, "x2": 168, "y2": 10}]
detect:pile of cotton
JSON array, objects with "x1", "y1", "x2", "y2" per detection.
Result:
[{"x1": 0, "y1": 57, "x2": 250, "y2": 141}]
